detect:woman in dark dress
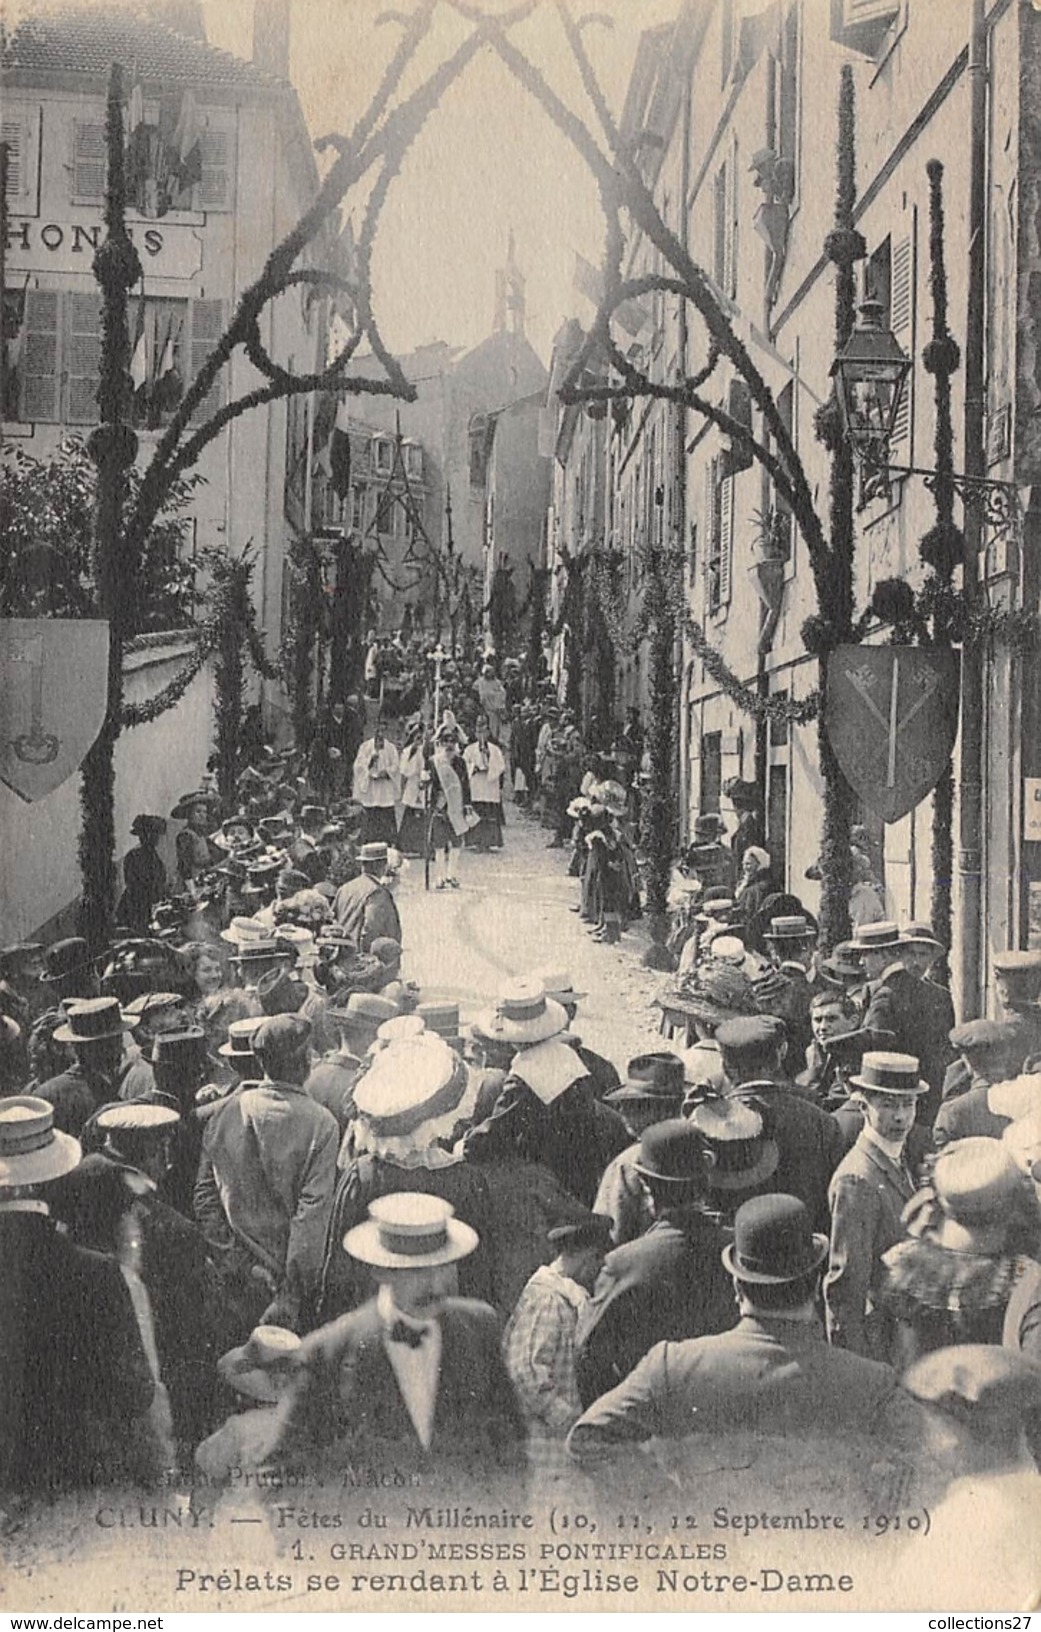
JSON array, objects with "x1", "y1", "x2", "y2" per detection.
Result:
[{"x1": 117, "y1": 815, "x2": 169, "y2": 932}]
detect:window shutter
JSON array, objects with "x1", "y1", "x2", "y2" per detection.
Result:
[
  {"x1": 719, "y1": 472, "x2": 734, "y2": 606},
  {"x1": 725, "y1": 141, "x2": 739, "y2": 299},
  {"x1": 2, "y1": 121, "x2": 23, "y2": 200},
  {"x1": 714, "y1": 164, "x2": 728, "y2": 292},
  {"x1": 889, "y1": 220, "x2": 915, "y2": 461},
  {"x1": 20, "y1": 289, "x2": 60, "y2": 421},
  {"x1": 197, "y1": 126, "x2": 233, "y2": 211},
  {"x1": 189, "y1": 298, "x2": 224, "y2": 423},
  {"x1": 831, "y1": 0, "x2": 900, "y2": 57},
  {"x1": 72, "y1": 121, "x2": 107, "y2": 203},
  {"x1": 64, "y1": 291, "x2": 103, "y2": 423}
]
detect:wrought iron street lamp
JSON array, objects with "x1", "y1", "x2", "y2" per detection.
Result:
[
  {"x1": 833, "y1": 298, "x2": 1020, "y2": 537},
  {"x1": 831, "y1": 299, "x2": 911, "y2": 464}
]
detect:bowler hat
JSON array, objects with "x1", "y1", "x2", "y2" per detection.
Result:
[
  {"x1": 40, "y1": 937, "x2": 95, "y2": 985},
  {"x1": 849, "y1": 1050, "x2": 928, "y2": 1096},
  {"x1": 633, "y1": 1119, "x2": 706, "y2": 1185},
  {"x1": 688, "y1": 1097, "x2": 779, "y2": 1192},
  {"x1": 53, "y1": 997, "x2": 139, "y2": 1045},
  {"x1": 0, "y1": 1096, "x2": 82, "y2": 1187},
  {"x1": 605, "y1": 1052, "x2": 685, "y2": 1106},
  {"x1": 722, "y1": 1193, "x2": 828, "y2": 1284},
  {"x1": 344, "y1": 1192, "x2": 478, "y2": 1269},
  {"x1": 693, "y1": 813, "x2": 727, "y2": 839}
]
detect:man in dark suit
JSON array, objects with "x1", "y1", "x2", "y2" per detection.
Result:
[
  {"x1": 263, "y1": 1193, "x2": 526, "y2": 1485},
  {"x1": 713, "y1": 1016, "x2": 844, "y2": 1233},
  {"x1": 854, "y1": 923, "x2": 955, "y2": 1123},
  {"x1": 575, "y1": 1121, "x2": 740, "y2": 1407},
  {"x1": 0, "y1": 1096, "x2": 158, "y2": 1494},
  {"x1": 568, "y1": 1194, "x2": 924, "y2": 1462}
]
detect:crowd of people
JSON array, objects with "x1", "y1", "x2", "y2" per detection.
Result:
[{"x1": 1, "y1": 670, "x2": 1040, "y2": 1584}]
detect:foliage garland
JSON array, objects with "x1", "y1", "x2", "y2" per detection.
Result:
[{"x1": 280, "y1": 532, "x2": 327, "y2": 748}]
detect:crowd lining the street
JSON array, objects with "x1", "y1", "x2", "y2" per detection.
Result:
[{"x1": 1, "y1": 655, "x2": 1040, "y2": 1574}]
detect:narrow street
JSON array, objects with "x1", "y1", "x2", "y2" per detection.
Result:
[{"x1": 399, "y1": 801, "x2": 669, "y2": 1075}]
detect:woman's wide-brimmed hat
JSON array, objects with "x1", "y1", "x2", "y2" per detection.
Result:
[
  {"x1": 476, "y1": 978, "x2": 569, "y2": 1046},
  {"x1": 53, "y1": 997, "x2": 140, "y2": 1045},
  {"x1": 170, "y1": 789, "x2": 219, "y2": 821},
  {"x1": 931, "y1": 1138, "x2": 1031, "y2": 1250},
  {"x1": 659, "y1": 964, "x2": 759, "y2": 1027},
  {"x1": 210, "y1": 818, "x2": 258, "y2": 853},
  {"x1": 721, "y1": 1193, "x2": 828, "y2": 1284},
  {"x1": 353, "y1": 1036, "x2": 479, "y2": 1153},
  {"x1": 218, "y1": 1325, "x2": 302, "y2": 1404},
  {"x1": 344, "y1": 1192, "x2": 478, "y2": 1269},
  {"x1": 0, "y1": 1096, "x2": 82, "y2": 1187},
  {"x1": 849, "y1": 1050, "x2": 928, "y2": 1097},
  {"x1": 688, "y1": 1096, "x2": 779, "y2": 1192},
  {"x1": 40, "y1": 937, "x2": 97, "y2": 985}
]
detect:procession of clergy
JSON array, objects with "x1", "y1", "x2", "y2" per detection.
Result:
[{"x1": 3, "y1": 762, "x2": 1041, "y2": 1555}]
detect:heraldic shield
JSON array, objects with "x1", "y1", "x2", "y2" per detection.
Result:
[
  {"x1": 0, "y1": 620, "x2": 110, "y2": 803},
  {"x1": 825, "y1": 645, "x2": 960, "y2": 824}
]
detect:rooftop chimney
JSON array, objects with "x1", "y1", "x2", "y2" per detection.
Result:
[{"x1": 252, "y1": 0, "x2": 291, "y2": 79}]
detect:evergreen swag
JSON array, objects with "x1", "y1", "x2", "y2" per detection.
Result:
[{"x1": 280, "y1": 531, "x2": 327, "y2": 746}]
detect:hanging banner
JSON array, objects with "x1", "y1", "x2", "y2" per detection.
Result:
[
  {"x1": 0, "y1": 619, "x2": 110, "y2": 802},
  {"x1": 825, "y1": 644, "x2": 959, "y2": 824}
]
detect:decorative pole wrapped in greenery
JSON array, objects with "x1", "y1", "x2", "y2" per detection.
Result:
[
  {"x1": 198, "y1": 549, "x2": 281, "y2": 807},
  {"x1": 281, "y1": 531, "x2": 327, "y2": 747},
  {"x1": 79, "y1": 65, "x2": 142, "y2": 949}
]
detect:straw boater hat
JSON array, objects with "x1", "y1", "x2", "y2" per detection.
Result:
[
  {"x1": 849, "y1": 1051, "x2": 929, "y2": 1098},
  {"x1": 53, "y1": 997, "x2": 139, "y2": 1045},
  {"x1": 351, "y1": 1035, "x2": 480, "y2": 1162},
  {"x1": 416, "y1": 1002, "x2": 461, "y2": 1046},
  {"x1": 328, "y1": 992, "x2": 399, "y2": 1038},
  {"x1": 763, "y1": 915, "x2": 815, "y2": 943},
  {"x1": 359, "y1": 841, "x2": 389, "y2": 871},
  {"x1": 851, "y1": 920, "x2": 901, "y2": 951},
  {"x1": 477, "y1": 978, "x2": 568, "y2": 1046},
  {"x1": 899, "y1": 920, "x2": 943, "y2": 950},
  {"x1": 0, "y1": 1097, "x2": 82, "y2": 1187},
  {"x1": 533, "y1": 968, "x2": 587, "y2": 1007},
  {"x1": 221, "y1": 915, "x2": 275, "y2": 949},
  {"x1": 344, "y1": 1192, "x2": 478, "y2": 1269},
  {"x1": 218, "y1": 1325, "x2": 302, "y2": 1404},
  {"x1": 218, "y1": 1015, "x2": 267, "y2": 1062},
  {"x1": 722, "y1": 1193, "x2": 828, "y2": 1284}
]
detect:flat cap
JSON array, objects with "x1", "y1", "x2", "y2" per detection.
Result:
[{"x1": 95, "y1": 1101, "x2": 180, "y2": 1133}]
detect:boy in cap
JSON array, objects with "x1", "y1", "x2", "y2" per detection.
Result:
[
  {"x1": 504, "y1": 1213, "x2": 612, "y2": 1437},
  {"x1": 264, "y1": 1194, "x2": 525, "y2": 1481}
]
